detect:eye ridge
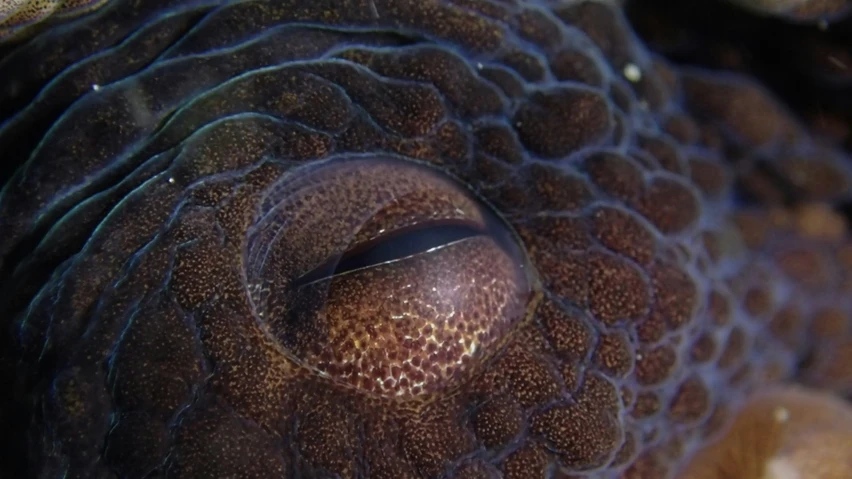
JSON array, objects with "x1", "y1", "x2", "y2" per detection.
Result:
[
  {"x1": 240, "y1": 157, "x2": 533, "y2": 401},
  {"x1": 294, "y1": 219, "x2": 487, "y2": 289}
]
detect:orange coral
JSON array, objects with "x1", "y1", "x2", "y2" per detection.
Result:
[{"x1": 0, "y1": 1, "x2": 851, "y2": 478}]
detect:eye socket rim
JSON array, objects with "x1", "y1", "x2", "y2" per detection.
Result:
[{"x1": 244, "y1": 155, "x2": 541, "y2": 399}]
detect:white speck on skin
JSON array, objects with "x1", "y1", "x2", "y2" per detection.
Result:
[
  {"x1": 773, "y1": 406, "x2": 790, "y2": 423},
  {"x1": 168, "y1": 177, "x2": 176, "y2": 184},
  {"x1": 765, "y1": 457, "x2": 801, "y2": 479},
  {"x1": 92, "y1": 84, "x2": 101, "y2": 91},
  {"x1": 623, "y1": 63, "x2": 642, "y2": 83},
  {"x1": 476, "y1": 62, "x2": 484, "y2": 70}
]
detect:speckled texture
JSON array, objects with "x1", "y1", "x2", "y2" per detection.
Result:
[
  {"x1": 626, "y1": 0, "x2": 852, "y2": 152},
  {"x1": 0, "y1": 0, "x2": 109, "y2": 41},
  {"x1": 1, "y1": 1, "x2": 851, "y2": 478}
]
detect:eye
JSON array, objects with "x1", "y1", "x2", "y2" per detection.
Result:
[
  {"x1": 293, "y1": 221, "x2": 486, "y2": 287},
  {"x1": 244, "y1": 157, "x2": 532, "y2": 398}
]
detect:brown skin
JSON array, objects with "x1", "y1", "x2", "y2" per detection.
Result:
[
  {"x1": 0, "y1": 0, "x2": 111, "y2": 42},
  {"x1": 1, "y1": 1, "x2": 852, "y2": 478}
]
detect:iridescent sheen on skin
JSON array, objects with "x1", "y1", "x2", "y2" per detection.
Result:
[{"x1": 0, "y1": 1, "x2": 851, "y2": 478}]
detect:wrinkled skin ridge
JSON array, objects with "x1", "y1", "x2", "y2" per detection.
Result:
[{"x1": 1, "y1": 1, "x2": 851, "y2": 478}]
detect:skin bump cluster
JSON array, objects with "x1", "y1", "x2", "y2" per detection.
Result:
[{"x1": 1, "y1": 0, "x2": 851, "y2": 478}]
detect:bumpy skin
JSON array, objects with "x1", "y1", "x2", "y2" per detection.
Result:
[
  {"x1": 626, "y1": 0, "x2": 852, "y2": 153},
  {"x1": 0, "y1": 0, "x2": 109, "y2": 42},
  {"x1": 1, "y1": 1, "x2": 852, "y2": 478}
]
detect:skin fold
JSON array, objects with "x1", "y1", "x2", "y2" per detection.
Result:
[
  {"x1": 0, "y1": 1, "x2": 851, "y2": 478},
  {"x1": 626, "y1": 0, "x2": 852, "y2": 154}
]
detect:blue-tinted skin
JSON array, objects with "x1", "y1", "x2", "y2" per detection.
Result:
[{"x1": 0, "y1": 1, "x2": 850, "y2": 478}]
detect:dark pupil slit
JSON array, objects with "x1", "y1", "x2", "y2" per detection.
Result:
[{"x1": 294, "y1": 221, "x2": 485, "y2": 288}]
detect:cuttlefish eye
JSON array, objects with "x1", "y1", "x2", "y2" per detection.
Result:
[{"x1": 244, "y1": 157, "x2": 531, "y2": 397}]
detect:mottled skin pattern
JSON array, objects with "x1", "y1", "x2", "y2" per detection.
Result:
[
  {"x1": 626, "y1": 0, "x2": 852, "y2": 154},
  {"x1": 0, "y1": 0, "x2": 109, "y2": 41},
  {"x1": 1, "y1": 1, "x2": 852, "y2": 478}
]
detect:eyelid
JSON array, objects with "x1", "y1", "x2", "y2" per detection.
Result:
[
  {"x1": 246, "y1": 157, "x2": 491, "y2": 282},
  {"x1": 293, "y1": 219, "x2": 486, "y2": 288},
  {"x1": 244, "y1": 155, "x2": 533, "y2": 399}
]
